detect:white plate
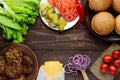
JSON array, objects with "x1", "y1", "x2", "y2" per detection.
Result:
[{"x1": 39, "y1": 0, "x2": 79, "y2": 31}]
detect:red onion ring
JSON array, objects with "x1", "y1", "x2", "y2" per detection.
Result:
[
  {"x1": 64, "y1": 63, "x2": 78, "y2": 75},
  {"x1": 64, "y1": 54, "x2": 90, "y2": 75}
]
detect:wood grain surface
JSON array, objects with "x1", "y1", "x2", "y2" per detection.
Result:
[{"x1": 0, "y1": 0, "x2": 120, "y2": 80}]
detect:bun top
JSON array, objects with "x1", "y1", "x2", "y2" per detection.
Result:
[
  {"x1": 112, "y1": 0, "x2": 120, "y2": 13},
  {"x1": 91, "y1": 12, "x2": 115, "y2": 35},
  {"x1": 115, "y1": 15, "x2": 120, "y2": 35},
  {"x1": 89, "y1": 0, "x2": 112, "y2": 12}
]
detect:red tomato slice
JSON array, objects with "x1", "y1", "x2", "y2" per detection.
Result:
[
  {"x1": 54, "y1": 0, "x2": 62, "y2": 8},
  {"x1": 60, "y1": 0, "x2": 78, "y2": 21},
  {"x1": 60, "y1": 1, "x2": 78, "y2": 22},
  {"x1": 48, "y1": 0, "x2": 55, "y2": 7},
  {"x1": 61, "y1": 8, "x2": 78, "y2": 22},
  {"x1": 48, "y1": 0, "x2": 78, "y2": 22},
  {"x1": 71, "y1": 0, "x2": 77, "y2": 4}
]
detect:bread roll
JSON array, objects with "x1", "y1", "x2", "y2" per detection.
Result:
[
  {"x1": 89, "y1": 0, "x2": 112, "y2": 12},
  {"x1": 112, "y1": 0, "x2": 120, "y2": 13},
  {"x1": 115, "y1": 15, "x2": 120, "y2": 35},
  {"x1": 91, "y1": 11, "x2": 115, "y2": 35}
]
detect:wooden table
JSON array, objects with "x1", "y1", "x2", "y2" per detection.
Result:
[{"x1": 0, "y1": 0, "x2": 120, "y2": 80}]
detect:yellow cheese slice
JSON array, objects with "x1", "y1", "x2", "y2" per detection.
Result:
[{"x1": 43, "y1": 61, "x2": 63, "y2": 78}]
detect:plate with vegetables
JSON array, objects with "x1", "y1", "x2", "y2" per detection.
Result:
[{"x1": 39, "y1": 0, "x2": 80, "y2": 31}]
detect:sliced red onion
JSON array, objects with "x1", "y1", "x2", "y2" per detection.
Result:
[
  {"x1": 73, "y1": 54, "x2": 83, "y2": 65},
  {"x1": 68, "y1": 56, "x2": 74, "y2": 63},
  {"x1": 79, "y1": 55, "x2": 90, "y2": 70},
  {"x1": 64, "y1": 63, "x2": 78, "y2": 76},
  {"x1": 64, "y1": 54, "x2": 90, "y2": 76}
]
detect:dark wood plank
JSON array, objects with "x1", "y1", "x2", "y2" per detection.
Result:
[
  {"x1": 24, "y1": 29, "x2": 111, "y2": 51},
  {"x1": 0, "y1": 0, "x2": 120, "y2": 80},
  {"x1": 34, "y1": 51, "x2": 101, "y2": 65}
]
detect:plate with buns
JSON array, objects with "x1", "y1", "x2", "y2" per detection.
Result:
[{"x1": 85, "y1": 0, "x2": 120, "y2": 42}]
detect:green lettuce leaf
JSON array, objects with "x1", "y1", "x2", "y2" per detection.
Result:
[{"x1": 0, "y1": 0, "x2": 40, "y2": 43}]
